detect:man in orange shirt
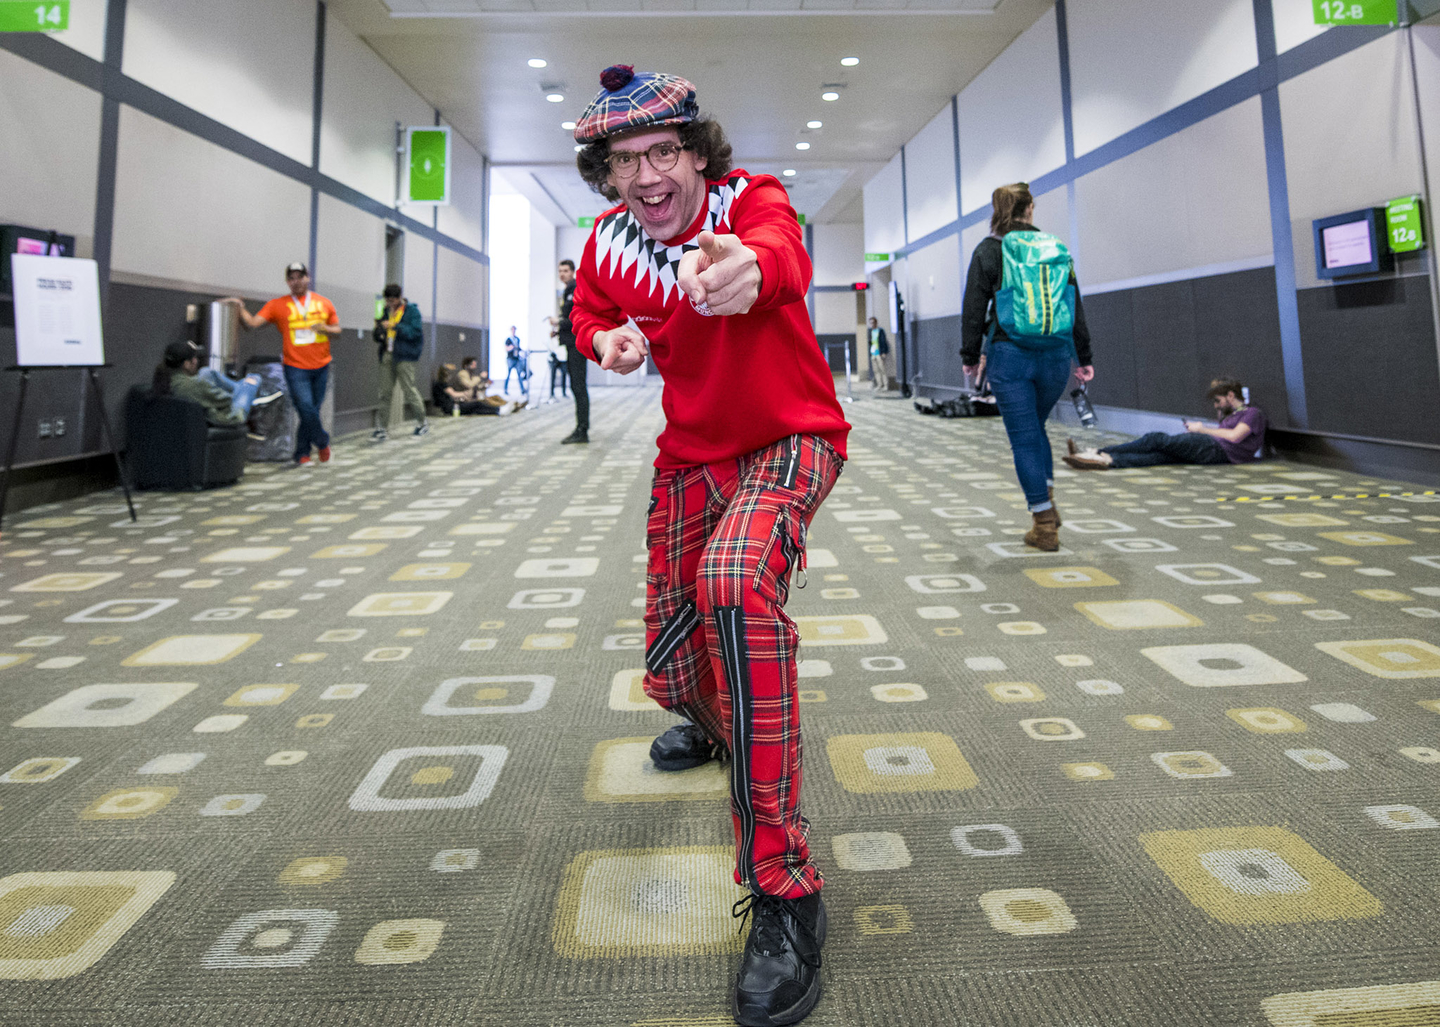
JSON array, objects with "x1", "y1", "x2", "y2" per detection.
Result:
[{"x1": 226, "y1": 262, "x2": 342, "y2": 465}]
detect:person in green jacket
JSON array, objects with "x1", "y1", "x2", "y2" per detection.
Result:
[
  {"x1": 152, "y1": 341, "x2": 279, "y2": 437},
  {"x1": 372, "y1": 283, "x2": 429, "y2": 441}
]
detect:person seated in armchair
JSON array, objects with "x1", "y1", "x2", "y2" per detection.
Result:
[
  {"x1": 153, "y1": 340, "x2": 281, "y2": 439},
  {"x1": 433, "y1": 364, "x2": 525, "y2": 416}
]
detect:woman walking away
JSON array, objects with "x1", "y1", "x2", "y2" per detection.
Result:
[{"x1": 961, "y1": 183, "x2": 1094, "y2": 551}]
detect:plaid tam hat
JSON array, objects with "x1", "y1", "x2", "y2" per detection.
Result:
[{"x1": 574, "y1": 65, "x2": 699, "y2": 144}]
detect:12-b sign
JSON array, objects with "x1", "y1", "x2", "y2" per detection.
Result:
[{"x1": 1313, "y1": 0, "x2": 1396, "y2": 24}]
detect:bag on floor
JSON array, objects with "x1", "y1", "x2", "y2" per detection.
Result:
[{"x1": 995, "y1": 231, "x2": 1075, "y2": 348}]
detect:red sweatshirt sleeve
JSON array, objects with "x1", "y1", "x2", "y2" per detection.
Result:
[
  {"x1": 571, "y1": 226, "x2": 626, "y2": 362},
  {"x1": 729, "y1": 177, "x2": 812, "y2": 311}
]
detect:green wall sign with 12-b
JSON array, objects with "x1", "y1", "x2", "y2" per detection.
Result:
[
  {"x1": 1312, "y1": 0, "x2": 1396, "y2": 24},
  {"x1": 1386, "y1": 195, "x2": 1424, "y2": 254},
  {"x1": 864, "y1": 253, "x2": 891, "y2": 262},
  {"x1": 0, "y1": 2, "x2": 69, "y2": 30}
]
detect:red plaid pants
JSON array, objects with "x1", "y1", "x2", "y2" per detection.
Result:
[{"x1": 643, "y1": 434, "x2": 843, "y2": 898}]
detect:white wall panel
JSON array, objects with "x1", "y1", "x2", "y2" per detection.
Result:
[
  {"x1": 0, "y1": 51, "x2": 102, "y2": 257},
  {"x1": 958, "y1": 8, "x2": 1066, "y2": 215},
  {"x1": 1075, "y1": 98, "x2": 1271, "y2": 287},
  {"x1": 960, "y1": 221, "x2": 989, "y2": 290},
  {"x1": 904, "y1": 104, "x2": 959, "y2": 242},
  {"x1": 528, "y1": 207, "x2": 558, "y2": 340},
  {"x1": 435, "y1": 129, "x2": 487, "y2": 253},
  {"x1": 556, "y1": 226, "x2": 590, "y2": 268},
  {"x1": 320, "y1": 14, "x2": 433, "y2": 205},
  {"x1": 1415, "y1": 27, "x2": 1440, "y2": 270},
  {"x1": 315, "y1": 194, "x2": 384, "y2": 330},
  {"x1": 51, "y1": 0, "x2": 107, "y2": 61},
  {"x1": 1031, "y1": 185, "x2": 1072, "y2": 249},
  {"x1": 436, "y1": 246, "x2": 486, "y2": 329},
  {"x1": 1069, "y1": 0, "x2": 1257, "y2": 158},
  {"x1": 811, "y1": 223, "x2": 864, "y2": 286},
  {"x1": 903, "y1": 236, "x2": 963, "y2": 321},
  {"x1": 122, "y1": 0, "x2": 313, "y2": 166},
  {"x1": 814, "y1": 291, "x2": 858, "y2": 336},
  {"x1": 111, "y1": 106, "x2": 309, "y2": 295},
  {"x1": 1273, "y1": 0, "x2": 1329, "y2": 54},
  {"x1": 405, "y1": 238, "x2": 435, "y2": 332},
  {"x1": 1279, "y1": 34, "x2": 1425, "y2": 287},
  {"x1": 863, "y1": 153, "x2": 906, "y2": 258}
]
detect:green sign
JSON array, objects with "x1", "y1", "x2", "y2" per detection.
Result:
[
  {"x1": 374, "y1": 295, "x2": 385, "y2": 319},
  {"x1": 0, "y1": 2, "x2": 69, "y2": 31},
  {"x1": 1386, "y1": 195, "x2": 1425, "y2": 253},
  {"x1": 577, "y1": 216, "x2": 595, "y2": 229},
  {"x1": 1312, "y1": 0, "x2": 1396, "y2": 24},
  {"x1": 407, "y1": 127, "x2": 450, "y2": 204},
  {"x1": 797, "y1": 213, "x2": 807, "y2": 226},
  {"x1": 864, "y1": 252, "x2": 891, "y2": 262}
]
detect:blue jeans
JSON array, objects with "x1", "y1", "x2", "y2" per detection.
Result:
[
  {"x1": 199, "y1": 367, "x2": 261, "y2": 418},
  {"x1": 1102, "y1": 432, "x2": 1227, "y2": 468},
  {"x1": 504, "y1": 356, "x2": 528, "y2": 393},
  {"x1": 987, "y1": 342, "x2": 1073, "y2": 511},
  {"x1": 282, "y1": 363, "x2": 330, "y2": 459}
]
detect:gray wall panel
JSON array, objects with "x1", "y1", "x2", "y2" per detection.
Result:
[
  {"x1": 1082, "y1": 291, "x2": 1140, "y2": 410},
  {"x1": 1298, "y1": 275, "x2": 1440, "y2": 445}
]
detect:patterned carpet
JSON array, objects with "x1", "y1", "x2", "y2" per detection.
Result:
[{"x1": 2, "y1": 383, "x2": 1439, "y2": 1027}]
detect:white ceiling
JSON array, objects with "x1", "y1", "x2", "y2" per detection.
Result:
[{"x1": 329, "y1": 0, "x2": 1051, "y2": 225}]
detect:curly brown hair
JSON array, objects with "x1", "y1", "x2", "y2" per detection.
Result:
[{"x1": 576, "y1": 117, "x2": 733, "y2": 203}]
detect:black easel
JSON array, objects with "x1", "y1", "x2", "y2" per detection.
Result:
[{"x1": 0, "y1": 364, "x2": 137, "y2": 530}]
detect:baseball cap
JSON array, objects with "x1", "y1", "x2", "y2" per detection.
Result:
[{"x1": 285, "y1": 261, "x2": 308, "y2": 276}]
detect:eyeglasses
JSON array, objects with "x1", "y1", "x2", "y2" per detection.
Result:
[{"x1": 606, "y1": 142, "x2": 689, "y2": 178}]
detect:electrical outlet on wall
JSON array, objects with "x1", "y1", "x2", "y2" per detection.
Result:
[
  {"x1": 38, "y1": 420, "x2": 52, "y2": 438},
  {"x1": 53, "y1": 418, "x2": 66, "y2": 437}
]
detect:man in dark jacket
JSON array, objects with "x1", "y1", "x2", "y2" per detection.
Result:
[
  {"x1": 555, "y1": 259, "x2": 588, "y2": 444},
  {"x1": 372, "y1": 283, "x2": 428, "y2": 441}
]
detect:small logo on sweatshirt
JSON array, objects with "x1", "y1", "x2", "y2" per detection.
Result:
[{"x1": 691, "y1": 299, "x2": 715, "y2": 317}]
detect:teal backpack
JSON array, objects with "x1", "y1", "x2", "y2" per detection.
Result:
[{"x1": 993, "y1": 231, "x2": 1076, "y2": 349}]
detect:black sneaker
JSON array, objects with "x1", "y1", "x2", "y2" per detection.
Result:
[
  {"x1": 370, "y1": 429, "x2": 388, "y2": 443},
  {"x1": 413, "y1": 422, "x2": 430, "y2": 437},
  {"x1": 732, "y1": 891, "x2": 826, "y2": 1026},
  {"x1": 560, "y1": 429, "x2": 589, "y2": 445},
  {"x1": 649, "y1": 722, "x2": 721, "y2": 771}
]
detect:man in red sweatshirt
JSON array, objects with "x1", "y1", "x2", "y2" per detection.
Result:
[{"x1": 570, "y1": 65, "x2": 850, "y2": 1027}]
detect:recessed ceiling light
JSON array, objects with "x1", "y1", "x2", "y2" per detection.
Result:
[
  {"x1": 561, "y1": 121, "x2": 577, "y2": 130},
  {"x1": 546, "y1": 93, "x2": 565, "y2": 103},
  {"x1": 807, "y1": 120, "x2": 822, "y2": 129},
  {"x1": 840, "y1": 57, "x2": 859, "y2": 67},
  {"x1": 783, "y1": 169, "x2": 797, "y2": 177},
  {"x1": 795, "y1": 142, "x2": 810, "y2": 150},
  {"x1": 821, "y1": 91, "x2": 839, "y2": 102},
  {"x1": 528, "y1": 58, "x2": 548, "y2": 68}
]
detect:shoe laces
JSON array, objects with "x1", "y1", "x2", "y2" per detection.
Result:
[{"x1": 731, "y1": 893, "x2": 821, "y2": 968}]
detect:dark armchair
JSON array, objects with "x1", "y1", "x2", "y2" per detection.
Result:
[{"x1": 125, "y1": 386, "x2": 247, "y2": 489}]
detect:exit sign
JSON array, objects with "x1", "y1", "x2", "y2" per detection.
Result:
[
  {"x1": 1312, "y1": 0, "x2": 1396, "y2": 24},
  {"x1": 1386, "y1": 195, "x2": 1425, "y2": 253},
  {"x1": 577, "y1": 216, "x2": 595, "y2": 228},
  {"x1": 0, "y1": 2, "x2": 69, "y2": 30},
  {"x1": 864, "y1": 252, "x2": 891, "y2": 262}
]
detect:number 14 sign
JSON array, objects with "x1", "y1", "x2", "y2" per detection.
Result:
[
  {"x1": 0, "y1": 2, "x2": 69, "y2": 31},
  {"x1": 1313, "y1": 0, "x2": 1397, "y2": 24}
]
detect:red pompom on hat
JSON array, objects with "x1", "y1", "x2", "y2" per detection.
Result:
[
  {"x1": 600, "y1": 65, "x2": 635, "y2": 91},
  {"x1": 574, "y1": 68, "x2": 699, "y2": 144}
]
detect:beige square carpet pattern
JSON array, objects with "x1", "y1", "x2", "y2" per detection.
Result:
[{"x1": 1, "y1": 385, "x2": 1439, "y2": 1026}]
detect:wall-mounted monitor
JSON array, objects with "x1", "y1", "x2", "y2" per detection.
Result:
[
  {"x1": 1312, "y1": 208, "x2": 1390, "y2": 279},
  {"x1": 0, "y1": 224, "x2": 76, "y2": 295}
]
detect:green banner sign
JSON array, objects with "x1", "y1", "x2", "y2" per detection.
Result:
[
  {"x1": 577, "y1": 216, "x2": 595, "y2": 229},
  {"x1": 407, "y1": 127, "x2": 450, "y2": 204},
  {"x1": 864, "y1": 252, "x2": 891, "y2": 262},
  {"x1": 0, "y1": 2, "x2": 69, "y2": 31},
  {"x1": 1386, "y1": 195, "x2": 1425, "y2": 254},
  {"x1": 1312, "y1": 0, "x2": 1396, "y2": 24},
  {"x1": 797, "y1": 213, "x2": 807, "y2": 226}
]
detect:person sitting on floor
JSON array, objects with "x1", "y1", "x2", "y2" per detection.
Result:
[
  {"x1": 152, "y1": 340, "x2": 281, "y2": 439},
  {"x1": 432, "y1": 364, "x2": 524, "y2": 416},
  {"x1": 1065, "y1": 378, "x2": 1266, "y2": 470},
  {"x1": 455, "y1": 356, "x2": 489, "y2": 399}
]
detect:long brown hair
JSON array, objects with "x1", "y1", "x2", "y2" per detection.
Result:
[{"x1": 990, "y1": 182, "x2": 1035, "y2": 237}]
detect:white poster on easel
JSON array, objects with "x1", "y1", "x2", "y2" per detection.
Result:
[{"x1": 10, "y1": 254, "x2": 105, "y2": 367}]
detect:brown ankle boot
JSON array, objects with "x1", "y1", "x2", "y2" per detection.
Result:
[
  {"x1": 1024, "y1": 508, "x2": 1061, "y2": 552},
  {"x1": 1049, "y1": 488, "x2": 1062, "y2": 528}
]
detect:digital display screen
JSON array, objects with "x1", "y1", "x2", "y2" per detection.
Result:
[
  {"x1": 16, "y1": 236, "x2": 65, "y2": 256},
  {"x1": 1321, "y1": 220, "x2": 1374, "y2": 269}
]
